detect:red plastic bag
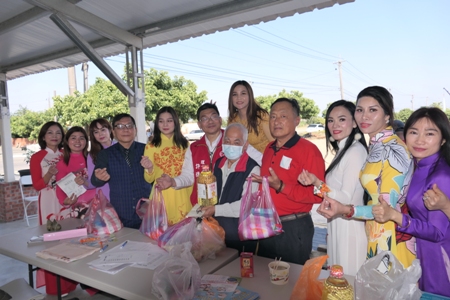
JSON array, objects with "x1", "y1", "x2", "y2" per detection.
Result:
[
  {"x1": 84, "y1": 189, "x2": 122, "y2": 235},
  {"x1": 290, "y1": 255, "x2": 328, "y2": 300},
  {"x1": 136, "y1": 187, "x2": 168, "y2": 240},
  {"x1": 238, "y1": 177, "x2": 283, "y2": 240}
]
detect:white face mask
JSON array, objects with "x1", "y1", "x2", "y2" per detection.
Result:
[{"x1": 222, "y1": 144, "x2": 243, "y2": 160}]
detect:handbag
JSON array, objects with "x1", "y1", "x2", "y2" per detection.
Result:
[
  {"x1": 136, "y1": 187, "x2": 168, "y2": 240},
  {"x1": 238, "y1": 177, "x2": 283, "y2": 240}
]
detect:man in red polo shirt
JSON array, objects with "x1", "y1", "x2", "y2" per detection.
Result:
[{"x1": 252, "y1": 98, "x2": 325, "y2": 265}]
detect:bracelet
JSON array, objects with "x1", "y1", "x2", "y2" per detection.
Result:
[
  {"x1": 399, "y1": 214, "x2": 411, "y2": 229},
  {"x1": 276, "y1": 180, "x2": 284, "y2": 194},
  {"x1": 313, "y1": 181, "x2": 330, "y2": 197},
  {"x1": 343, "y1": 204, "x2": 355, "y2": 218}
]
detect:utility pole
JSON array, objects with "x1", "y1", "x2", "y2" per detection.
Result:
[
  {"x1": 334, "y1": 60, "x2": 344, "y2": 99},
  {"x1": 82, "y1": 62, "x2": 89, "y2": 92},
  {"x1": 411, "y1": 95, "x2": 414, "y2": 110},
  {"x1": 444, "y1": 88, "x2": 450, "y2": 111},
  {"x1": 68, "y1": 66, "x2": 77, "y2": 96}
]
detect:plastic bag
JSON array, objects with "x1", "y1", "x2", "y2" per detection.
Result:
[
  {"x1": 152, "y1": 242, "x2": 201, "y2": 300},
  {"x1": 158, "y1": 217, "x2": 225, "y2": 262},
  {"x1": 238, "y1": 177, "x2": 283, "y2": 240},
  {"x1": 136, "y1": 187, "x2": 168, "y2": 240},
  {"x1": 290, "y1": 255, "x2": 328, "y2": 300},
  {"x1": 355, "y1": 251, "x2": 422, "y2": 300},
  {"x1": 84, "y1": 190, "x2": 122, "y2": 235}
]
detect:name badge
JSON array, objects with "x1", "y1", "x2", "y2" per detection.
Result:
[{"x1": 280, "y1": 155, "x2": 292, "y2": 170}]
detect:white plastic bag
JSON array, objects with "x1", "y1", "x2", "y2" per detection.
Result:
[
  {"x1": 152, "y1": 242, "x2": 201, "y2": 300},
  {"x1": 355, "y1": 251, "x2": 422, "y2": 300}
]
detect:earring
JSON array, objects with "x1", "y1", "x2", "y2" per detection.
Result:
[
  {"x1": 386, "y1": 119, "x2": 390, "y2": 124},
  {"x1": 354, "y1": 133, "x2": 362, "y2": 140},
  {"x1": 329, "y1": 136, "x2": 335, "y2": 142}
]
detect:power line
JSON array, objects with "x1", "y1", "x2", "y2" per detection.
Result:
[
  {"x1": 254, "y1": 27, "x2": 341, "y2": 60},
  {"x1": 234, "y1": 29, "x2": 334, "y2": 63}
]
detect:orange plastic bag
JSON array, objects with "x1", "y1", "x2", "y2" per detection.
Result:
[
  {"x1": 203, "y1": 217, "x2": 225, "y2": 241},
  {"x1": 290, "y1": 255, "x2": 328, "y2": 300}
]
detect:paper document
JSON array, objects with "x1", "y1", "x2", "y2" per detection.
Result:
[
  {"x1": 36, "y1": 242, "x2": 98, "y2": 263},
  {"x1": 88, "y1": 240, "x2": 170, "y2": 273},
  {"x1": 56, "y1": 172, "x2": 86, "y2": 197}
]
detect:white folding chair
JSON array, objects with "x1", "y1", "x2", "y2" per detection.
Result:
[{"x1": 19, "y1": 175, "x2": 39, "y2": 226}]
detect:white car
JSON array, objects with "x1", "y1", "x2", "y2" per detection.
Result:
[
  {"x1": 306, "y1": 124, "x2": 325, "y2": 133},
  {"x1": 184, "y1": 129, "x2": 204, "y2": 141}
]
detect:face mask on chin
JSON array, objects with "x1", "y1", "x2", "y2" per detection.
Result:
[{"x1": 222, "y1": 144, "x2": 243, "y2": 160}]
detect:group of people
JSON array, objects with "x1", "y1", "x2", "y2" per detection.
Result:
[
  {"x1": 28, "y1": 81, "x2": 450, "y2": 297},
  {"x1": 299, "y1": 86, "x2": 450, "y2": 297}
]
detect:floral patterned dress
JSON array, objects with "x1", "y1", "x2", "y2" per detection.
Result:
[
  {"x1": 30, "y1": 148, "x2": 72, "y2": 224},
  {"x1": 354, "y1": 127, "x2": 416, "y2": 268},
  {"x1": 144, "y1": 134, "x2": 192, "y2": 225}
]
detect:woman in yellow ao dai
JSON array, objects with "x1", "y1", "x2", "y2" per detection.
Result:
[{"x1": 143, "y1": 107, "x2": 192, "y2": 225}]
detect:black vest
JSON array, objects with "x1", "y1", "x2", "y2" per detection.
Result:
[{"x1": 213, "y1": 154, "x2": 259, "y2": 241}]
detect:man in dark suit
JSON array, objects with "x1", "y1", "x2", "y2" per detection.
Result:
[{"x1": 91, "y1": 113, "x2": 151, "y2": 229}]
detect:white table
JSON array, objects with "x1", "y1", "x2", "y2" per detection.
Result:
[
  {"x1": 213, "y1": 255, "x2": 355, "y2": 299},
  {"x1": 0, "y1": 218, "x2": 238, "y2": 300}
]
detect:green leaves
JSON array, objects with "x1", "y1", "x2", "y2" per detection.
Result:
[{"x1": 255, "y1": 89, "x2": 320, "y2": 120}]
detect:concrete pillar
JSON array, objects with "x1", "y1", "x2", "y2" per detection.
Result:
[{"x1": 0, "y1": 73, "x2": 15, "y2": 182}]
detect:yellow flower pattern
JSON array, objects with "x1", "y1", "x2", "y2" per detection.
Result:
[
  {"x1": 143, "y1": 135, "x2": 192, "y2": 226},
  {"x1": 360, "y1": 128, "x2": 416, "y2": 267}
]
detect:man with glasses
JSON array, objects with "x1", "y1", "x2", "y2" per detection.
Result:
[
  {"x1": 157, "y1": 103, "x2": 261, "y2": 206},
  {"x1": 91, "y1": 113, "x2": 152, "y2": 229}
]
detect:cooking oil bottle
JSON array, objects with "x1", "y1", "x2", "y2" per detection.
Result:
[{"x1": 197, "y1": 165, "x2": 217, "y2": 206}]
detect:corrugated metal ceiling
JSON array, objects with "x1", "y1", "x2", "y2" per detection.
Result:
[{"x1": 0, "y1": 0, "x2": 355, "y2": 80}]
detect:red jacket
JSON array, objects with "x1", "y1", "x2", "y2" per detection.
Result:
[{"x1": 189, "y1": 130, "x2": 225, "y2": 205}]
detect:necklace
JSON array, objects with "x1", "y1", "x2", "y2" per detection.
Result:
[{"x1": 209, "y1": 145, "x2": 217, "y2": 161}]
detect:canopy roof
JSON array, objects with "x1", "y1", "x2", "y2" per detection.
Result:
[{"x1": 0, "y1": 0, "x2": 354, "y2": 81}]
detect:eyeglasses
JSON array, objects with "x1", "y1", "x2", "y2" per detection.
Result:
[
  {"x1": 114, "y1": 123, "x2": 135, "y2": 130},
  {"x1": 199, "y1": 115, "x2": 221, "y2": 123}
]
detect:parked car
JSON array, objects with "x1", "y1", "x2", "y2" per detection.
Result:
[
  {"x1": 306, "y1": 124, "x2": 325, "y2": 133},
  {"x1": 184, "y1": 129, "x2": 204, "y2": 141}
]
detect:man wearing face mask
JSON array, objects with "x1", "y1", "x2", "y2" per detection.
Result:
[{"x1": 201, "y1": 123, "x2": 260, "y2": 253}]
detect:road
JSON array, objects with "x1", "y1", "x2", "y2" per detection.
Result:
[{"x1": 0, "y1": 147, "x2": 29, "y2": 180}]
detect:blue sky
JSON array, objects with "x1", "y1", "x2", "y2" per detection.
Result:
[{"x1": 7, "y1": 0, "x2": 450, "y2": 119}]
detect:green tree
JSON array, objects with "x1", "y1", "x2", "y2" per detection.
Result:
[
  {"x1": 322, "y1": 102, "x2": 333, "y2": 118},
  {"x1": 52, "y1": 69, "x2": 207, "y2": 127},
  {"x1": 255, "y1": 89, "x2": 319, "y2": 120},
  {"x1": 395, "y1": 108, "x2": 413, "y2": 123},
  {"x1": 10, "y1": 106, "x2": 57, "y2": 140},
  {"x1": 144, "y1": 69, "x2": 207, "y2": 122}
]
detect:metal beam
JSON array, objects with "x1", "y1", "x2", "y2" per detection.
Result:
[
  {"x1": 50, "y1": 13, "x2": 134, "y2": 97},
  {"x1": 0, "y1": 6, "x2": 47, "y2": 36},
  {"x1": 30, "y1": 0, "x2": 142, "y2": 48},
  {"x1": 0, "y1": 0, "x2": 81, "y2": 36},
  {"x1": 132, "y1": 0, "x2": 283, "y2": 36},
  {"x1": 1, "y1": 0, "x2": 278, "y2": 74}
]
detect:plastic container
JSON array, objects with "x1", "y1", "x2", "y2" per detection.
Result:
[{"x1": 197, "y1": 165, "x2": 217, "y2": 206}]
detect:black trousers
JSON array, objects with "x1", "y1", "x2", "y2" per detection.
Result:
[{"x1": 257, "y1": 214, "x2": 314, "y2": 265}]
